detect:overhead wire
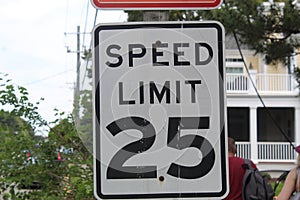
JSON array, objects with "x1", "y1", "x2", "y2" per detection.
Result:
[
  {"x1": 80, "y1": 3, "x2": 98, "y2": 89},
  {"x1": 64, "y1": 0, "x2": 70, "y2": 34},
  {"x1": 25, "y1": 1, "x2": 78, "y2": 87},
  {"x1": 24, "y1": 1, "x2": 94, "y2": 105},
  {"x1": 82, "y1": 0, "x2": 90, "y2": 52},
  {"x1": 232, "y1": 31, "x2": 296, "y2": 150},
  {"x1": 24, "y1": 69, "x2": 75, "y2": 86},
  {"x1": 223, "y1": 0, "x2": 297, "y2": 150}
]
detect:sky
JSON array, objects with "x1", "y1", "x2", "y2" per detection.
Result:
[{"x1": 0, "y1": 0, "x2": 127, "y2": 130}]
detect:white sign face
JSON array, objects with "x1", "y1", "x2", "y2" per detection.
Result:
[{"x1": 93, "y1": 22, "x2": 228, "y2": 200}]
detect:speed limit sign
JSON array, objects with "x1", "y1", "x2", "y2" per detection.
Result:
[{"x1": 93, "y1": 21, "x2": 228, "y2": 199}]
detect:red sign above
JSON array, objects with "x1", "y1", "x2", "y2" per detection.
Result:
[{"x1": 92, "y1": 0, "x2": 222, "y2": 9}]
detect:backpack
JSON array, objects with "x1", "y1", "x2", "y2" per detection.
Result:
[{"x1": 242, "y1": 159, "x2": 275, "y2": 200}]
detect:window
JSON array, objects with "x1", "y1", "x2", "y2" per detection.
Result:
[
  {"x1": 225, "y1": 58, "x2": 244, "y2": 74},
  {"x1": 227, "y1": 107, "x2": 249, "y2": 141},
  {"x1": 226, "y1": 67, "x2": 244, "y2": 73},
  {"x1": 257, "y1": 108, "x2": 295, "y2": 142}
]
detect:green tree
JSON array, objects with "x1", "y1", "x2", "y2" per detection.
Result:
[
  {"x1": 0, "y1": 110, "x2": 34, "y2": 136},
  {"x1": 0, "y1": 73, "x2": 94, "y2": 199},
  {"x1": 46, "y1": 116, "x2": 93, "y2": 200}
]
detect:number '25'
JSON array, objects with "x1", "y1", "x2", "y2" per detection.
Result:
[{"x1": 106, "y1": 116, "x2": 215, "y2": 180}]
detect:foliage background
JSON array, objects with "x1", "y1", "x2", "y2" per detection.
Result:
[{"x1": 0, "y1": 73, "x2": 94, "y2": 200}]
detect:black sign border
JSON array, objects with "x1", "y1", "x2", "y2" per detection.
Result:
[{"x1": 93, "y1": 22, "x2": 227, "y2": 199}]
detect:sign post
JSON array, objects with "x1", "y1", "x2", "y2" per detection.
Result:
[
  {"x1": 93, "y1": 21, "x2": 228, "y2": 199},
  {"x1": 91, "y1": 0, "x2": 222, "y2": 9}
]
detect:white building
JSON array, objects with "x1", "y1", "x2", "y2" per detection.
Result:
[{"x1": 225, "y1": 35, "x2": 300, "y2": 171}]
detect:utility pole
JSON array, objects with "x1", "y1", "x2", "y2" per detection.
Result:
[
  {"x1": 65, "y1": 25, "x2": 84, "y2": 123},
  {"x1": 65, "y1": 25, "x2": 82, "y2": 95},
  {"x1": 65, "y1": 26, "x2": 91, "y2": 93},
  {"x1": 76, "y1": 25, "x2": 81, "y2": 98}
]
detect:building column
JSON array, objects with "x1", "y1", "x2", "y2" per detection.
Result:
[
  {"x1": 295, "y1": 107, "x2": 300, "y2": 146},
  {"x1": 248, "y1": 69, "x2": 257, "y2": 95},
  {"x1": 250, "y1": 107, "x2": 258, "y2": 163}
]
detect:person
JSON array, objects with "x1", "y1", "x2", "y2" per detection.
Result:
[
  {"x1": 277, "y1": 145, "x2": 300, "y2": 200},
  {"x1": 224, "y1": 137, "x2": 257, "y2": 200}
]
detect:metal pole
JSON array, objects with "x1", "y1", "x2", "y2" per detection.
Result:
[
  {"x1": 76, "y1": 25, "x2": 81, "y2": 96},
  {"x1": 142, "y1": 11, "x2": 169, "y2": 21}
]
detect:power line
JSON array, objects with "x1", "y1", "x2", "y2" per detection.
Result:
[
  {"x1": 82, "y1": 0, "x2": 90, "y2": 52},
  {"x1": 24, "y1": 69, "x2": 74, "y2": 86},
  {"x1": 64, "y1": 1, "x2": 99, "y2": 93},
  {"x1": 80, "y1": 9, "x2": 98, "y2": 89},
  {"x1": 233, "y1": 31, "x2": 295, "y2": 150},
  {"x1": 64, "y1": 0, "x2": 69, "y2": 32}
]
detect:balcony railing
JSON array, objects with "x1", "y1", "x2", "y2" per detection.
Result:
[
  {"x1": 226, "y1": 72, "x2": 297, "y2": 94},
  {"x1": 256, "y1": 74, "x2": 293, "y2": 92},
  {"x1": 226, "y1": 73, "x2": 248, "y2": 92},
  {"x1": 236, "y1": 142, "x2": 296, "y2": 161},
  {"x1": 236, "y1": 142, "x2": 251, "y2": 159}
]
